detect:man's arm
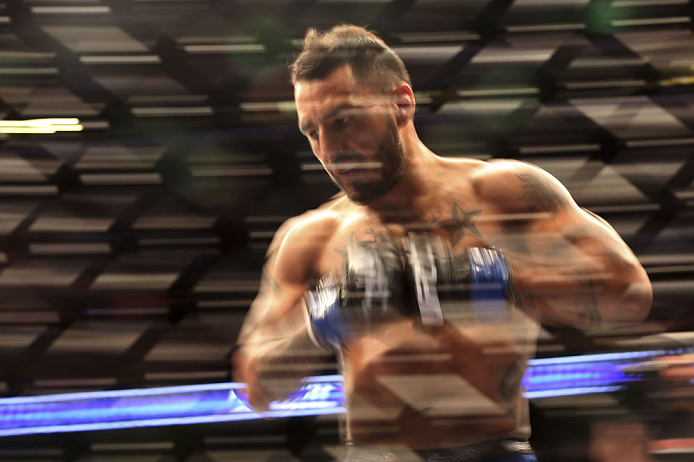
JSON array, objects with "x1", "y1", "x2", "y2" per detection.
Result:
[
  {"x1": 478, "y1": 161, "x2": 652, "y2": 329},
  {"x1": 233, "y1": 216, "x2": 333, "y2": 412}
]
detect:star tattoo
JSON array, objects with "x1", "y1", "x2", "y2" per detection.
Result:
[
  {"x1": 332, "y1": 232, "x2": 378, "y2": 258},
  {"x1": 436, "y1": 203, "x2": 482, "y2": 245}
]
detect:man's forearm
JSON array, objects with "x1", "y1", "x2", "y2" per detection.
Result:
[
  {"x1": 237, "y1": 327, "x2": 333, "y2": 411},
  {"x1": 509, "y1": 253, "x2": 652, "y2": 329}
]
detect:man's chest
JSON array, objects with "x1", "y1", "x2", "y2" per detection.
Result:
[{"x1": 317, "y1": 198, "x2": 506, "y2": 277}]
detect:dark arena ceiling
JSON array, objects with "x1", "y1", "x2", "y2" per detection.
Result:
[{"x1": 0, "y1": 0, "x2": 693, "y2": 460}]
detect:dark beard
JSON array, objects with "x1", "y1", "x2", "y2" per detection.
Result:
[{"x1": 336, "y1": 121, "x2": 406, "y2": 205}]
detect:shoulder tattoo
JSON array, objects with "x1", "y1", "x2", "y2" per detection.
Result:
[{"x1": 516, "y1": 173, "x2": 567, "y2": 213}]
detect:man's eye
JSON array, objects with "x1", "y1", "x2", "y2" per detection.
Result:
[
  {"x1": 307, "y1": 130, "x2": 318, "y2": 141},
  {"x1": 337, "y1": 116, "x2": 351, "y2": 125}
]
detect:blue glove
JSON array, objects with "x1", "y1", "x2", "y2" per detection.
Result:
[
  {"x1": 405, "y1": 234, "x2": 511, "y2": 325},
  {"x1": 305, "y1": 237, "x2": 403, "y2": 350},
  {"x1": 305, "y1": 275, "x2": 355, "y2": 350},
  {"x1": 468, "y1": 247, "x2": 510, "y2": 323}
]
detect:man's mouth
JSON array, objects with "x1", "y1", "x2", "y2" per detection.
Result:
[{"x1": 331, "y1": 161, "x2": 383, "y2": 177}]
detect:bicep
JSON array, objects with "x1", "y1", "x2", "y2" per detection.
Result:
[
  {"x1": 543, "y1": 200, "x2": 642, "y2": 273},
  {"x1": 483, "y1": 162, "x2": 630, "y2": 262},
  {"x1": 239, "y1": 275, "x2": 312, "y2": 356},
  {"x1": 485, "y1": 165, "x2": 651, "y2": 324},
  {"x1": 238, "y1": 272, "x2": 306, "y2": 347},
  {"x1": 483, "y1": 163, "x2": 584, "y2": 262},
  {"x1": 237, "y1": 221, "x2": 313, "y2": 349}
]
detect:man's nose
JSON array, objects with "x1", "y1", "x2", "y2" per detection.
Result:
[{"x1": 317, "y1": 130, "x2": 345, "y2": 162}]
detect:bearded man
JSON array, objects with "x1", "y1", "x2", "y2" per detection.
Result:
[{"x1": 234, "y1": 25, "x2": 652, "y2": 462}]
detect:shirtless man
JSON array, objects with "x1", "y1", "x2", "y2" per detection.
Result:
[{"x1": 234, "y1": 25, "x2": 653, "y2": 462}]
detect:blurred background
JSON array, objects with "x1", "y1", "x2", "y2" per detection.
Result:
[{"x1": 0, "y1": 0, "x2": 693, "y2": 460}]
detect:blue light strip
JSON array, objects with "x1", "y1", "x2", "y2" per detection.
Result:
[
  {"x1": 524, "y1": 386, "x2": 624, "y2": 399},
  {"x1": 0, "y1": 407, "x2": 346, "y2": 438},
  {"x1": 528, "y1": 347, "x2": 694, "y2": 366},
  {"x1": 0, "y1": 348, "x2": 685, "y2": 437},
  {"x1": 0, "y1": 379, "x2": 346, "y2": 437},
  {"x1": 0, "y1": 382, "x2": 246, "y2": 405}
]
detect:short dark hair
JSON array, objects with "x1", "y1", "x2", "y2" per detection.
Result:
[{"x1": 289, "y1": 25, "x2": 411, "y2": 94}]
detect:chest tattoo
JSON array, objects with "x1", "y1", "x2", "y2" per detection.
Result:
[
  {"x1": 433, "y1": 203, "x2": 483, "y2": 246},
  {"x1": 332, "y1": 202, "x2": 484, "y2": 257},
  {"x1": 332, "y1": 231, "x2": 377, "y2": 258}
]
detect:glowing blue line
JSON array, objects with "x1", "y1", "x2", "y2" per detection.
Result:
[
  {"x1": 527, "y1": 350, "x2": 672, "y2": 366},
  {"x1": 302, "y1": 375, "x2": 343, "y2": 383},
  {"x1": 0, "y1": 376, "x2": 345, "y2": 406},
  {"x1": 0, "y1": 407, "x2": 346, "y2": 437},
  {"x1": 523, "y1": 386, "x2": 623, "y2": 399},
  {"x1": 1, "y1": 348, "x2": 687, "y2": 437},
  {"x1": 0, "y1": 382, "x2": 244, "y2": 405},
  {"x1": 270, "y1": 400, "x2": 337, "y2": 411}
]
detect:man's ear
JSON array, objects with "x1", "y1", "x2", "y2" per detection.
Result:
[{"x1": 391, "y1": 83, "x2": 415, "y2": 127}]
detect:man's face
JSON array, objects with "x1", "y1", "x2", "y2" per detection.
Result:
[{"x1": 294, "y1": 65, "x2": 406, "y2": 204}]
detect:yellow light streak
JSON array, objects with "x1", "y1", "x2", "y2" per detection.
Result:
[
  {"x1": 0, "y1": 118, "x2": 83, "y2": 134},
  {"x1": 660, "y1": 76, "x2": 694, "y2": 87}
]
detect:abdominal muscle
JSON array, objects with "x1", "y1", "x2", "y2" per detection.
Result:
[{"x1": 339, "y1": 317, "x2": 535, "y2": 449}]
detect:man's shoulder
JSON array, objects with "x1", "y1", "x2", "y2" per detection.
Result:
[
  {"x1": 468, "y1": 158, "x2": 533, "y2": 196},
  {"x1": 288, "y1": 194, "x2": 352, "y2": 231},
  {"x1": 275, "y1": 194, "x2": 355, "y2": 251},
  {"x1": 437, "y1": 157, "x2": 533, "y2": 181},
  {"x1": 472, "y1": 158, "x2": 538, "y2": 179},
  {"x1": 470, "y1": 159, "x2": 569, "y2": 213}
]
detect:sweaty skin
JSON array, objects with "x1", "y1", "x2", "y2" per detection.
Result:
[{"x1": 234, "y1": 64, "x2": 652, "y2": 449}]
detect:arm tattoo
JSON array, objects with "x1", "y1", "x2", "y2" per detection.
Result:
[
  {"x1": 260, "y1": 269, "x2": 281, "y2": 295},
  {"x1": 563, "y1": 269, "x2": 602, "y2": 327},
  {"x1": 511, "y1": 285, "x2": 539, "y2": 320},
  {"x1": 576, "y1": 272, "x2": 601, "y2": 327},
  {"x1": 499, "y1": 356, "x2": 526, "y2": 401},
  {"x1": 516, "y1": 173, "x2": 567, "y2": 213}
]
